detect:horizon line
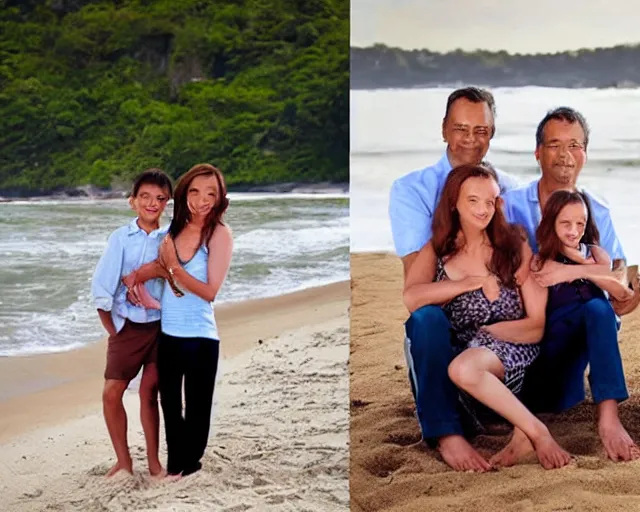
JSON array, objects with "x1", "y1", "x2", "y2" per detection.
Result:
[{"x1": 350, "y1": 41, "x2": 640, "y2": 57}]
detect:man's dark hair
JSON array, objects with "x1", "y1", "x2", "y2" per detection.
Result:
[
  {"x1": 535, "y1": 107, "x2": 590, "y2": 149},
  {"x1": 444, "y1": 87, "x2": 497, "y2": 136},
  {"x1": 131, "y1": 168, "x2": 173, "y2": 198}
]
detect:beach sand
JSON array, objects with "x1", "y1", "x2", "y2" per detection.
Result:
[
  {"x1": 0, "y1": 281, "x2": 350, "y2": 511},
  {"x1": 350, "y1": 253, "x2": 640, "y2": 512}
]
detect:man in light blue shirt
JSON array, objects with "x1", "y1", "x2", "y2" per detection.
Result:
[
  {"x1": 388, "y1": 87, "x2": 520, "y2": 472},
  {"x1": 91, "y1": 169, "x2": 173, "y2": 478},
  {"x1": 501, "y1": 107, "x2": 640, "y2": 464},
  {"x1": 390, "y1": 89, "x2": 520, "y2": 276}
]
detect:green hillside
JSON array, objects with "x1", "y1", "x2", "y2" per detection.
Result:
[{"x1": 0, "y1": 0, "x2": 348, "y2": 195}]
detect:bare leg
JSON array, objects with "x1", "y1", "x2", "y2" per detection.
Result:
[
  {"x1": 448, "y1": 348, "x2": 571, "y2": 470},
  {"x1": 437, "y1": 435, "x2": 492, "y2": 472},
  {"x1": 139, "y1": 363, "x2": 164, "y2": 476},
  {"x1": 102, "y1": 379, "x2": 133, "y2": 476},
  {"x1": 597, "y1": 399, "x2": 640, "y2": 462}
]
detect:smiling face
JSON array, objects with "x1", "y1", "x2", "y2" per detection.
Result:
[
  {"x1": 535, "y1": 119, "x2": 587, "y2": 187},
  {"x1": 455, "y1": 175, "x2": 501, "y2": 232},
  {"x1": 187, "y1": 174, "x2": 220, "y2": 218},
  {"x1": 554, "y1": 200, "x2": 588, "y2": 249},
  {"x1": 130, "y1": 183, "x2": 170, "y2": 226},
  {"x1": 442, "y1": 98, "x2": 494, "y2": 168}
]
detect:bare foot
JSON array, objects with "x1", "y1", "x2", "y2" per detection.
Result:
[
  {"x1": 531, "y1": 433, "x2": 572, "y2": 470},
  {"x1": 490, "y1": 428, "x2": 535, "y2": 468},
  {"x1": 599, "y1": 416, "x2": 640, "y2": 462},
  {"x1": 165, "y1": 472, "x2": 183, "y2": 482},
  {"x1": 437, "y1": 434, "x2": 492, "y2": 472},
  {"x1": 149, "y1": 461, "x2": 166, "y2": 478},
  {"x1": 105, "y1": 461, "x2": 133, "y2": 477}
]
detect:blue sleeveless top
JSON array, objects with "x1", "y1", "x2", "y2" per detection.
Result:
[{"x1": 160, "y1": 244, "x2": 219, "y2": 340}]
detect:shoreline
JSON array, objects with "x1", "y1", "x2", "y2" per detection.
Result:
[
  {"x1": 0, "y1": 278, "x2": 350, "y2": 360},
  {"x1": 0, "y1": 280, "x2": 349, "y2": 443},
  {"x1": 0, "y1": 181, "x2": 349, "y2": 202},
  {"x1": 1, "y1": 282, "x2": 350, "y2": 511}
]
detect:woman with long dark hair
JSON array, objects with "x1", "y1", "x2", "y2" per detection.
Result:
[
  {"x1": 124, "y1": 163, "x2": 233, "y2": 478},
  {"x1": 404, "y1": 164, "x2": 571, "y2": 470}
]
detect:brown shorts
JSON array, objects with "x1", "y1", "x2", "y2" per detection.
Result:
[{"x1": 104, "y1": 319, "x2": 161, "y2": 381}]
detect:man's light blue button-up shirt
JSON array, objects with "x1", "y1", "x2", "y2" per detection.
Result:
[
  {"x1": 91, "y1": 218, "x2": 168, "y2": 334},
  {"x1": 502, "y1": 178, "x2": 626, "y2": 261},
  {"x1": 389, "y1": 152, "x2": 521, "y2": 257}
]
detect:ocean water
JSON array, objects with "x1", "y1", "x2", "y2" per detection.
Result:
[
  {"x1": 350, "y1": 86, "x2": 640, "y2": 262},
  {"x1": 0, "y1": 193, "x2": 349, "y2": 356}
]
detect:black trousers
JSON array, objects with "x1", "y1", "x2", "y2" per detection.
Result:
[{"x1": 157, "y1": 332, "x2": 220, "y2": 476}]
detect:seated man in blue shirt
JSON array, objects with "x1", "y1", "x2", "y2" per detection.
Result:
[
  {"x1": 389, "y1": 87, "x2": 520, "y2": 472},
  {"x1": 498, "y1": 107, "x2": 640, "y2": 465},
  {"x1": 91, "y1": 169, "x2": 173, "y2": 478}
]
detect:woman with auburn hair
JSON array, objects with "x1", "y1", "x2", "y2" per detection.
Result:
[
  {"x1": 404, "y1": 164, "x2": 571, "y2": 471},
  {"x1": 124, "y1": 163, "x2": 233, "y2": 478}
]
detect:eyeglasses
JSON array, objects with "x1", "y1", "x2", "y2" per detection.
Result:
[{"x1": 542, "y1": 141, "x2": 585, "y2": 152}]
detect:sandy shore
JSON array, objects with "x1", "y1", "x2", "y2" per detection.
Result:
[
  {"x1": 0, "y1": 281, "x2": 350, "y2": 511},
  {"x1": 350, "y1": 253, "x2": 640, "y2": 512}
]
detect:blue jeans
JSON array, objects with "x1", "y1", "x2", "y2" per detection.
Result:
[
  {"x1": 520, "y1": 296, "x2": 628, "y2": 413},
  {"x1": 404, "y1": 305, "x2": 464, "y2": 441}
]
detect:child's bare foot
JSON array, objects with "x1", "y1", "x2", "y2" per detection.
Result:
[
  {"x1": 105, "y1": 461, "x2": 133, "y2": 477},
  {"x1": 148, "y1": 460, "x2": 166, "y2": 478},
  {"x1": 150, "y1": 468, "x2": 167, "y2": 480}
]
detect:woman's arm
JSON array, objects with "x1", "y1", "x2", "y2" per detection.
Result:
[
  {"x1": 122, "y1": 260, "x2": 168, "y2": 288},
  {"x1": 482, "y1": 241, "x2": 547, "y2": 344},
  {"x1": 164, "y1": 225, "x2": 233, "y2": 302},
  {"x1": 403, "y1": 241, "x2": 486, "y2": 313}
]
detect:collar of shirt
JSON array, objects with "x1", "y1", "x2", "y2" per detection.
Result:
[{"x1": 127, "y1": 217, "x2": 168, "y2": 239}]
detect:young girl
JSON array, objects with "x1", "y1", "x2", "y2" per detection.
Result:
[
  {"x1": 534, "y1": 189, "x2": 633, "y2": 307},
  {"x1": 124, "y1": 163, "x2": 233, "y2": 478}
]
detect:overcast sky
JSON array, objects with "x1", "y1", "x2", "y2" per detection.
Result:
[{"x1": 351, "y1": 0, "x2": 640, "y2": 53}]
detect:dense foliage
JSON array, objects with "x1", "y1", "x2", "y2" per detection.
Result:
[
  {"x1": 351, "y1": 43, "x2": 640, "y2": 90},
  {"x1": 0, "y1": 0, "x2": 348, "y2": 195}
]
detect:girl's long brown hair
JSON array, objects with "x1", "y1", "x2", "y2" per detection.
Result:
[
  {"x1": 432, "y1": 164, "x2": 525, "y2": 288},
  {"x1": 169, "y1": 163, "x2": 229, "y2": 247},
  {"x1": 535, "y1": 189, "x2": 599, "y2": 268}
]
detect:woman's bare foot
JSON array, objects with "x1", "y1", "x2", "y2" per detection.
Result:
[
  {"x1": 490, "y1": 428, "x2": 535, "y2": 468},
  {"x1": 105, "y1": 461, "x2": 133, "y2": 477},
  {"x1": 531, "y1": 432, "x2": 572, "y2": 470},
  {"x1": 437, "y1": 434, "x2": 492, "y2": 472},
  {"x1": 598, "y1": 414, "x2": 640, "y2": 462},
  {"x1": 165, "y1": 472, "x2": 183, "y2": 482}
]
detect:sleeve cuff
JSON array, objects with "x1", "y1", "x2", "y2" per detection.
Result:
[{"x1": 94, "y1": 296, "x2": 114, "y2": 311}]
